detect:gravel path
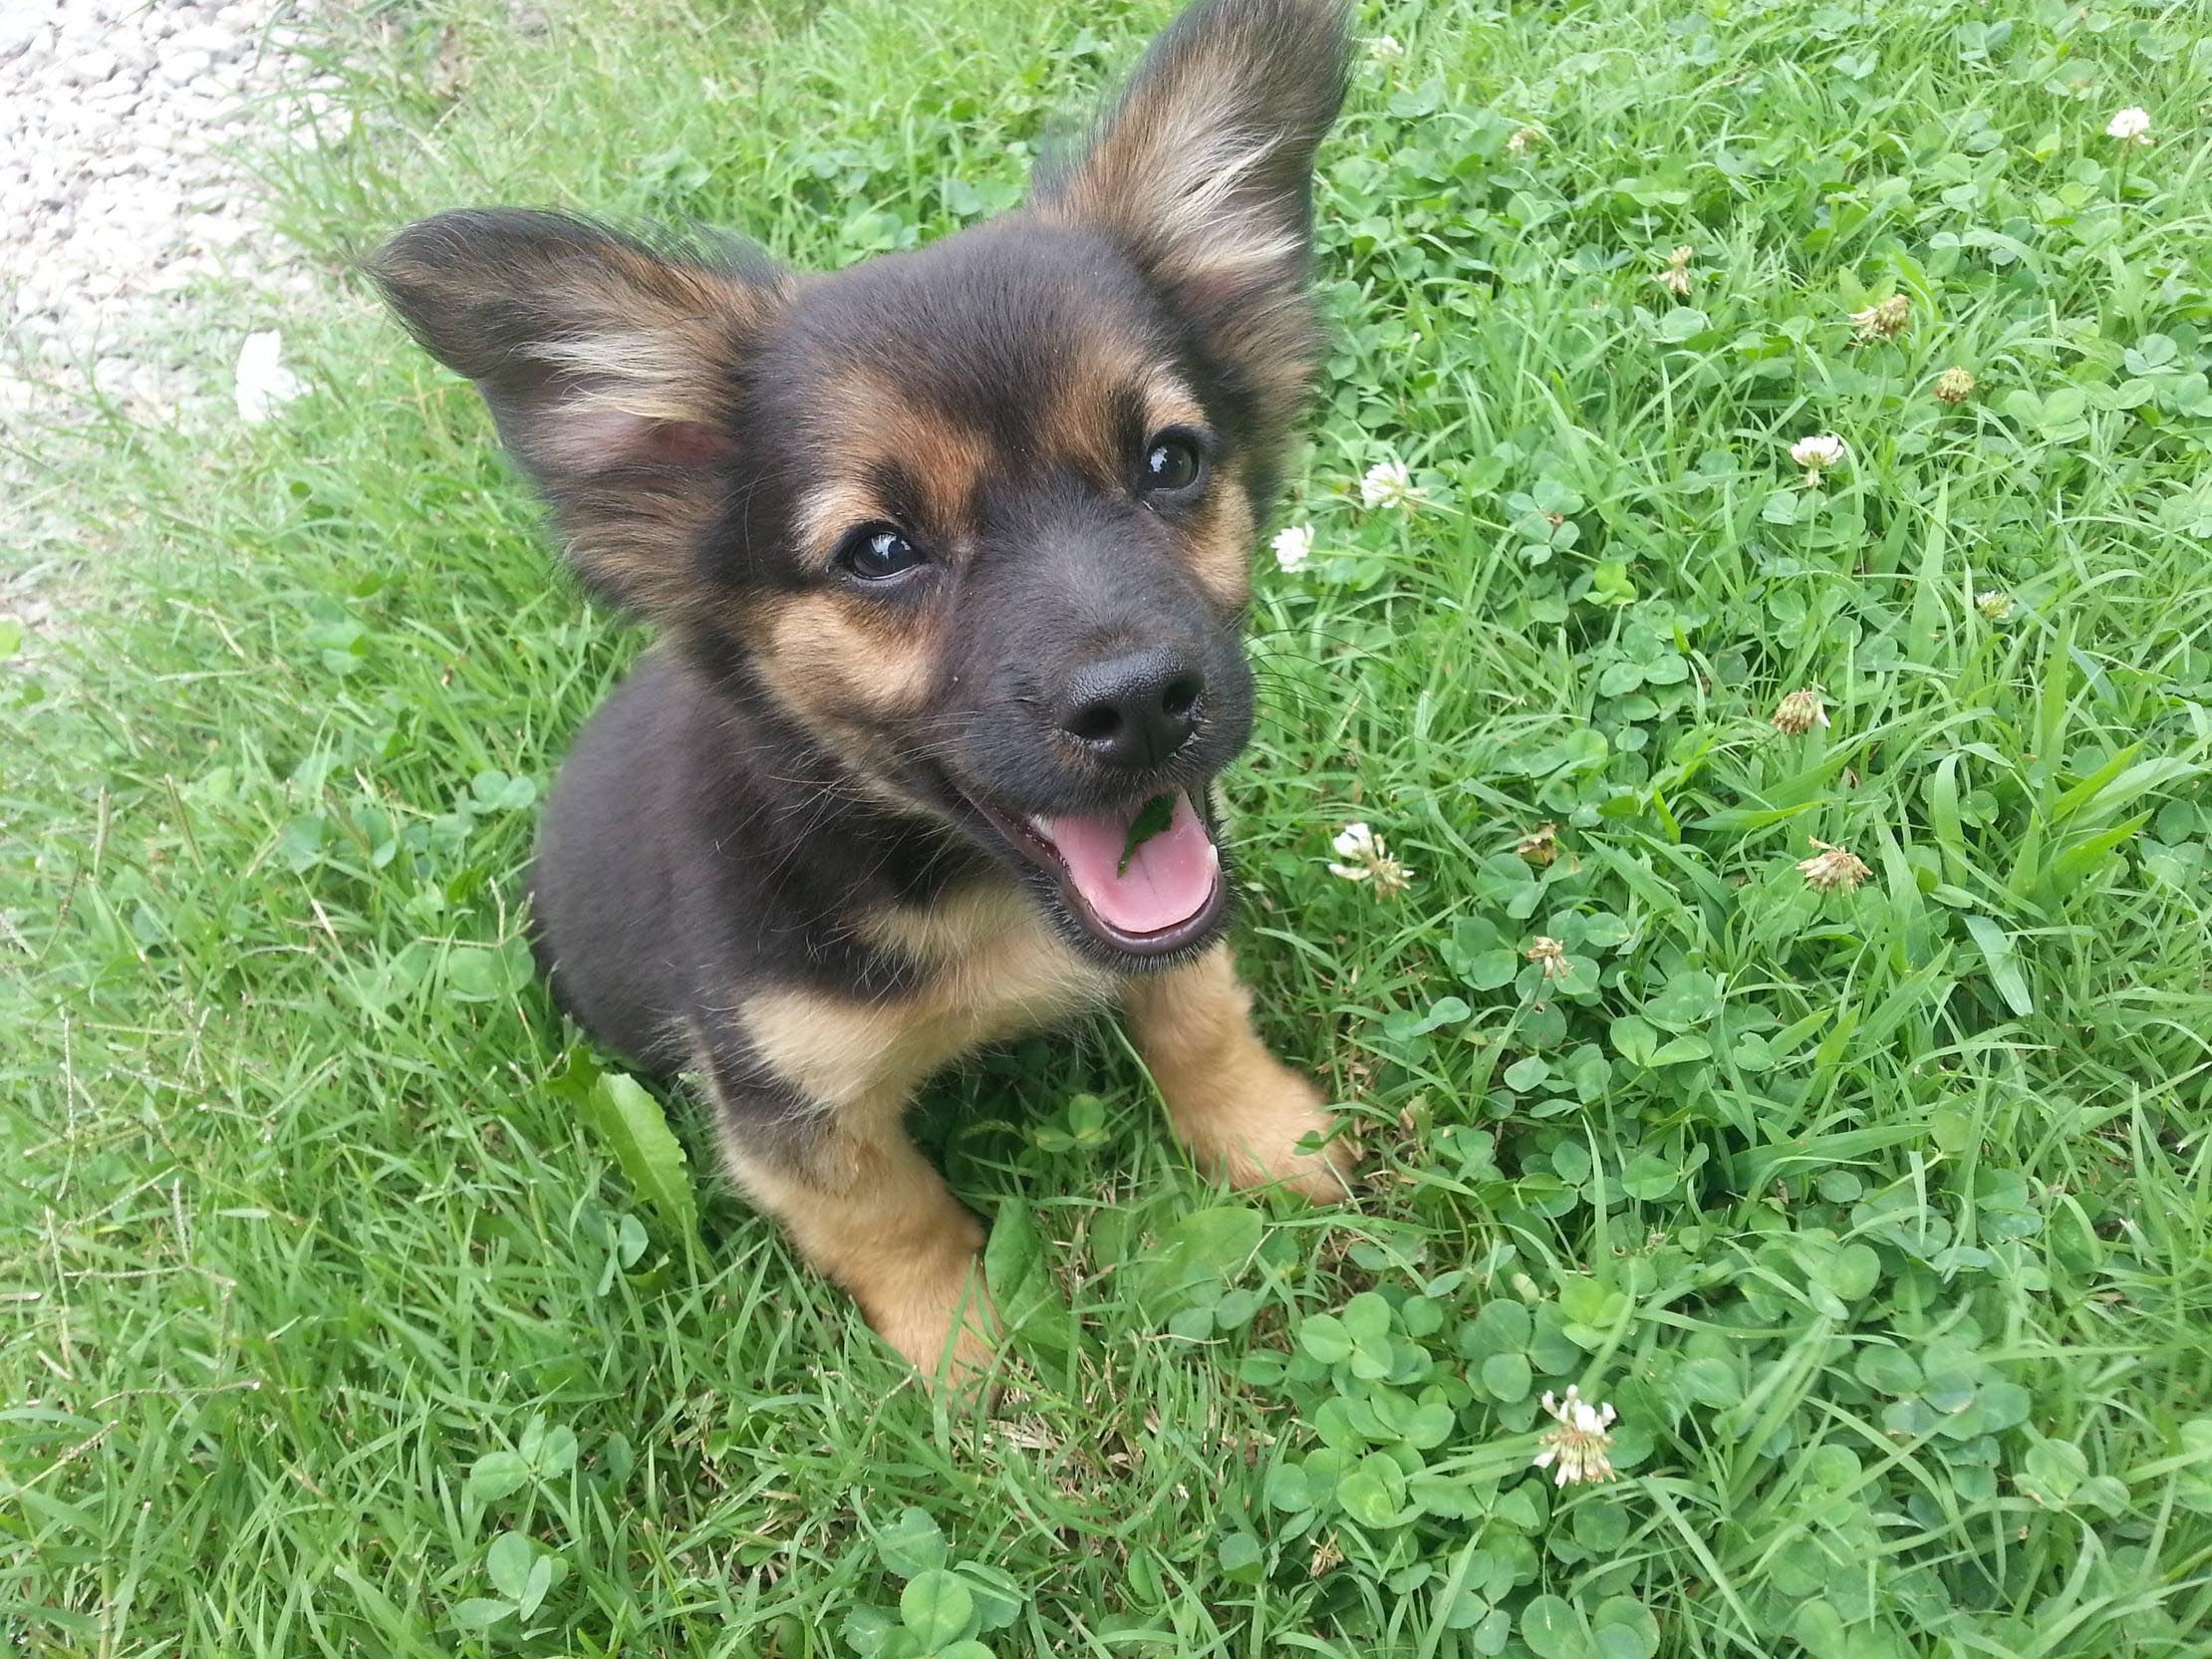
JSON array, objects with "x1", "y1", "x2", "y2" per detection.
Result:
[{"x1": 0, "y1": 0, "x2": 330, "y2": 424}]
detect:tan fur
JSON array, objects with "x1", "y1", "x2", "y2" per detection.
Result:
[
  {"x1": 713, "y1": 1093, "x2": 1000, "y2": 1382},
  {"x1": 716, "y1": 879, "x2": 1114, "y2": 1380},
  {"x1": 1040, "y1": 101, "x2": 1297, "y2": 289},
  {"x1": 790, "y1": 478, "x2": 887, "y2": 566},
  {"x1": 743, "y1": 888, "x2": 1114, "y2": 1116},
  {"x1": 1182, "y1": 467, "x2": 1255, "y2": 610},
  {"x1": 752, "y1": 589, "x2": 944, "y2": 723},
  {"x1": 804, "y1": 363, "x2": 991, "y2": 542},
  {"x1": 1027, "y1": 1, "x2": 1344, "y2": 449},
  {"x1": 1144, "y1": 374, "x2": 1209, "y2": 435},
  {"x1": 1123, "y1": 942, "x2": 1354, "y2": 1199}
]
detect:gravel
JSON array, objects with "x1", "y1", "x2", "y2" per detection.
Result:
[{"x1": 0, "y1": 0, "x2": 333, "y2": 425}]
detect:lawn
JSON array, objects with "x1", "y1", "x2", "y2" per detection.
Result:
[{"x1": 6, "y1": 0, "x2": 2212, "y2": 1653}]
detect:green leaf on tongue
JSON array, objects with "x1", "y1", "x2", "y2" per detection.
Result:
[{"x1": 1119, "y1": 793, "x2": 1178, "y2": 876}]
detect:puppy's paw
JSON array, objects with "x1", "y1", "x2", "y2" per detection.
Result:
[
  {"x1": 863, "y1": 1245, "x2": 1001, "y2": 1391},
  {"x1": 1176, "y1": 1056, "x2": 1357, "y2": 1203}
]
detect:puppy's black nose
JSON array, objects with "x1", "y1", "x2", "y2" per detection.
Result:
[{"x1": 1058, "y1": 649, "x2": 1203, "y2": 769}]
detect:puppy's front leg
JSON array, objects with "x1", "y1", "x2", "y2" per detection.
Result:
[
  {"x1": 1124, "y1": 944, "x2": 1355, "y2": 1202},
  {"x1": 703, "y1": 1061, "x2": 998, "y2": 1386}
]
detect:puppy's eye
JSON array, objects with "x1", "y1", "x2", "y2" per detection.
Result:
[
  {"x1": 1139, "y1": 428, "x2": 1206, "y2": 496},
  {"x1": 838, "y1": 524, "x2": 925, "y2": 582}
]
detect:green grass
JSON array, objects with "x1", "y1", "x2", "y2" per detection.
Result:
[{"x1": 6, "y1": 0, "x2": 2212, "y2": 1653}]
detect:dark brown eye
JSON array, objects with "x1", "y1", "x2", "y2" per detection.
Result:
[
  {"x1": 1140, "y1": 429, "x2": 1206, "y2": 495},
  {"x1": 839, "y1": 524, "x2": 924, "y2": 582}
]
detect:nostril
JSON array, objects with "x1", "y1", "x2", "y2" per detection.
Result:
[
  {"x1": 1160, "y1": 673, "x2": 1202, "y2": 722},
  {"x1": 1067, "y1": 702, "x2": 1123, "y2": 745}
]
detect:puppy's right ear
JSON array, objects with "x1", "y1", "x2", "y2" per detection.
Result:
[{"x1": 369, "y1": 210, "x2": 789, "y2": 615}]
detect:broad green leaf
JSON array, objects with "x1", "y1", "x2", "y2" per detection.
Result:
[
  {"x1": 1481, "y1": 1350, "x2": 1532, "y2": 1402},
  {"x1": 465, "y1": 1451, "x2": 530, "y2": 1506},
  {"x1": 983, "y1": 1205, "x2": 1074, "y2": 1354},
  {"x1": 1218, "y1": 1531, "x2": 1264, "y2": 1583},
  {"x1": 956, "y1": 1574, "x2": 1012, "y2": 1636},
  {"x1": 1961, "y1": 915, "x2": 2033, "y2": 1015},
  {"x1": 579, "y1": 1073, "x2": 698, "y2": 1242},
  {"x1": 1385, "y1": 995, "x2": 1472, "y2": 1038},
  {"x1": 1300, "y1": 1313, "x2": 1352, "y2": 1364},
  {"x1": 1504, "y1": 1055, "x2": 1550, "y2": 1091},
  {"x1": 1521, "y1": 1593, "x2": 1586, "y2": 1659},
  {"x1": 841, "y1": 1607, "x2": 898, "y2": 1657},
  {"x1": 1593, "y1": 1596, "x2": 1660, "y2": 1659},
  {"x1": 876, "y1": 1508, "x2": 949, "y2": 1577},
  {"x1": 529, "y1": 1424, "x2": 577, "y2": 1478},
  {"x1": 900, "y1": 1570, "x2": 977, "y2": 1647},
  {"x1": 2020, "y1": 1439, "x2": 2088, "y2": 1505},
  {"x1": 1609, "y1": 1014, "x2": 1658, "y2": 1067},
  {"x1": 517, "y1": 1555, "x2": 554, "y2": 1620},
  {"x1": 485, "y1": 1531, "x2": 534, "y2": 1599}
]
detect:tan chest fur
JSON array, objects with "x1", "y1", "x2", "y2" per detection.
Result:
[{"x1": 737, "y1": 883, "x2": 1118, "y2": 1121}]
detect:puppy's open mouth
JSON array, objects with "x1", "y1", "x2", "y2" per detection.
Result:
[{"x1": 971, "y1": 789, "x2": 1227, "y2": 958}]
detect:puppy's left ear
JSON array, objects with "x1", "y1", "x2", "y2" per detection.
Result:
[
  {"x1": 369, "y1": 210, "x2": 790, "y2": 618},
  {"x1": 1030, "y1": 0, "x2": 1349, "y2": 435}
]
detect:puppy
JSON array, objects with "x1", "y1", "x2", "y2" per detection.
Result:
[{"x1": 371, "y1": 0, "x2": 1355, "y2": 1383}]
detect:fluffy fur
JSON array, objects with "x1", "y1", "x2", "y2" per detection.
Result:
[{"x1": 371, "y1": 0, "x2": 1355, "y2": 1385}]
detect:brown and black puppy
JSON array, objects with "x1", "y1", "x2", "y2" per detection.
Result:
[{"x1": 371, "y1": 0, "x2": 1355, "y2": 1383}]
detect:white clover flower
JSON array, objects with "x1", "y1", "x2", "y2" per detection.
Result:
[
  {"x1": 1364, "y1": 34, "x2": 1405, "y2": 62},
  {"x1": 1525, "y1": 936, "x2": 1568, "y2": 981},
  {"x1": 1849, "y1": 295, "x2": 1910, "y2": 342},
  {"x1": 1797, "y1": 838, "x2": 1871, "y2": 893},
  {"x1": 1506, "y1": 126, "x2": 1542, "y2": 155},
  {"x1": 1271, "y1": 523, "x2": 1315, "y2": 573},
  {"x1": 1772, "y1": 688, "x2": 1830, "y2": 735},
  {"x1": 1327, "y1": 822, "x2": 1413, "y2": 897},
  {"x1": 2105, "y1": 107, "x2": 2152, "y2": 144},
  {"x1": 1933, "y1": 367, "x2": 1976, "y2": 404},
  {"x1": 1360, "y1": 458, "x2": 1424, "y2": 510},
  {"x1": 1533, "y1": 1385, "x2": 1619, "y2": 1487},
  {"x1": 1790, "y1": 432, "x2": 1847, "y2": 487},
  {"x1": 234, "y1": 330, "x2": 307, "y2": 425}
]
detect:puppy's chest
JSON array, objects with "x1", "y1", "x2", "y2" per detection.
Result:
[{"x1": 739, "y1": 886, "x2": 1116, "y2": 1114}]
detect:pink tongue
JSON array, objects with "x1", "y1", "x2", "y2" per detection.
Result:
[{"x1": 1044, "y1": 791, "x2": 1218, "y2": 936}]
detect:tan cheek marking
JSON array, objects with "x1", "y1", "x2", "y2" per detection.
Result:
[
  {"x1": 1184, "y1": 472, "x2": 1254, "y2": 610},
  {"x1": 754, "y1": 591, "x2": 940, "y2": 719}
]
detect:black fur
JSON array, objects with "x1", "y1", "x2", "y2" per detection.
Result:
[{"x1": 371, "y1": 0, "x2": 1351, "y2": 1174}]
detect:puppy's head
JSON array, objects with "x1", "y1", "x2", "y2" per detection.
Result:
[{"x1": 371, "y1": 0, "x2": 1348, "y2": 968}]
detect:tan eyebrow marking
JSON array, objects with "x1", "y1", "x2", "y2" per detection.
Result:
[
  {"x1": 792, "y1": 478, "x2": 884, "y2": 564},
  {"x1": 1143, "y1": 371, "x2": 1208, "y2": 436}
]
